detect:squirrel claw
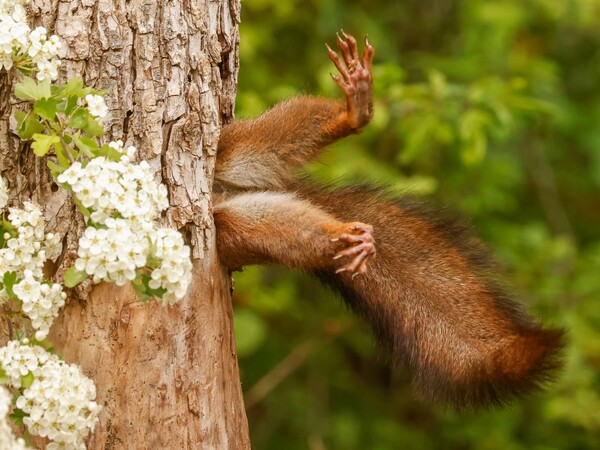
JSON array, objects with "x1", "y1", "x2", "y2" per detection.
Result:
[
  {"x1": 327, "y1": 30, "x2": 374, "y2": 130},
  {"x1": 333, "y1": 222, "x2": 376, "y2": 276}
]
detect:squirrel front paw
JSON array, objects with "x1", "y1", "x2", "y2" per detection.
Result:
[{"x1": 331, "y1": 222, "x2": 376, "y2": 277}]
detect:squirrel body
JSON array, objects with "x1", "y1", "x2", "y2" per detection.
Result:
[{"x1": 213, "y1": 33, "x2": 564, "y2": 409}]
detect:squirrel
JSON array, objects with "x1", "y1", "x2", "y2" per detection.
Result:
[{"x1": 212, "y1": 31, "x2": 565, "y2": 410}]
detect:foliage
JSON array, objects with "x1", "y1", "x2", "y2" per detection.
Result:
[{"x1": 233, "y1": 0, "x2": 600, "y2": 448}]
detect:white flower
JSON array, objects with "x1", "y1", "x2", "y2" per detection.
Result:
[
  {"x1": 0, "y1": 340, "x2": 46, "y2": 384},
  {"x1": 35, "y1": 57, "x2": 60, "y2": 81},
  {"x1": 0, "y1": 1, "x2": 29, "y2": 16},
  {"x1": 25, "y1": 26, "x2": 61, "y2": 81},
  {"x1": 85, "y1": 94, "x2": 108, "y2": 119},
  {"x1": 57, "y1": 162, "x2": 83, "y2": 185},
  {"x1": 12, "y1": 270, "x2": 41, "y2": 302}
]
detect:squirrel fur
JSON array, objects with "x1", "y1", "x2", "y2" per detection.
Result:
[{"x1": 212, "y1": 32, "x2": 564, "y2": 410}]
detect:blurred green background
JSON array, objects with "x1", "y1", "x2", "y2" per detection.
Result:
[{"x1": 231, "y1": 0, "x2": 600, "y2": 448}]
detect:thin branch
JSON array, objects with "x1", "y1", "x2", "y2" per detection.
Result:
[
  {"x1": 244, "y1": 336, "x2": 327, "y2": 410},
  {"x1": 520, "y1": 134, "x2": 575, "y2": 243},
  {"x1": 3, "y1": 304, "x2": 14, "y2": 340}
]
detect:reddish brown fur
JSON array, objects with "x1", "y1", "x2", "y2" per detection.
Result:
[
  {"x1": 216, "y1": 98, "x2": 350, "y2": 190},
  {"x1": 214, "y1": 191, "x2": 374, "y2": 272},
  {"x1": 212, "y1": 33, "x2": 564, "y2": 409},
  {"x1": 305, "y1": 185, "x2": 564, "y2": 408}
]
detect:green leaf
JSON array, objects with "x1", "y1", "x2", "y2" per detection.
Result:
[
  {"x1": 141, "y1": 273, "x2": 167, "y2": 299},
  {"x1": 47, "y1": 160, "x2": 66, "y2": 178},
  {"x1": 145, "y1": 285, "x2": 167, "y2": 299},
  {"x1": 461, "y1": 133, "x2": 487, "y2": 165},
  {"x1": 0, "y1": 368, "x2": 9, "y2": 385},
  {"x1": 398, "y1": 114, "x2": 438, "y2": 164},
  {"x1": 132, "y1": 286, "x2": 149, "y2": 303},
  {"x1": 54, "y1": 76, "x2": 98, "y2": 98},
  {"x1": 98, "y1": 143, "x2": 124, "y2": 161},
  {"x1": 459, "y1": 109, "x2": 490, "y2": 141},
  {"x1": 20, "y1": 371, "x2": 34, "y2": 389},
  {"x1": 132, "y1": 273, "x2": 168, "y2": 303},
  {"x1": 2, "y1": 272, "x2": 17, "y2": 298},
  {"x1": 73, "y1": 134, "x2": 99, "y2": 157},
  {"x1": 72, "y1": 196, "x2": 91, "y2": 218},
  {"x1": 14, "y1": 76, "x2": 51, "y2": 101},
  {"x1": 9, "y1": 408, "x2": 26, "y2": 426},
  {"x1": 34, "y1": 97, "x2": 58, "y2": 121},
  {"x1": 68, "y1": 107, "x2": 89, "y2": 129},
  {"x1": 64, "y1": 266, "x2": 88, "y2": 288},
  {"x1": 64, "y1": 95, "x2": 78, "y2": 115},
  {"x1": 15, "y1": 112, "x2": 45, "y2": 140},
  {"x1": 82, "y1": 117, "x2": 105, "y2": 137},
  {"x1": 1, "y1": 220, "x2": 15, "y2": 240},
  {"x1": 132, "y1": 274, "x2": 151, "y2": 303},
  {"x1": 60, "y1": 133, "x2": 74, "y2": 147},
  {"x1": 14, "y1": 109, "x2": 27, "y2": 129},
  {"x1": 31, "y1": 134, "x2": 60, "y2": 157},
  {"x1": 54, "y1": 141, "x2": 72, "y2": 167},
  {"x1": 55, "y1": 76, "x2": 84, "y2": 97}
]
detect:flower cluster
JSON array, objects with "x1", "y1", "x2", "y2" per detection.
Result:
[
  {"x1": 57, "y1": 149, "x2": 168, "y2": 224},
  {"x1": 26, "y1": 26, "x2": 61, "y2": 81},
  {"x1": 148, "y1": 227, "x2": 192, "y2": 304},
  {"x1": 72, "y1": 219, "x2": 192, "y2": 304},
  {"x1": 0, "y1": 201, "x2": 64, "y2": 340},
  {"x1": 13, "y1": 271, "x2": 66, "y2": 340},
  {"x1": 74, "y1": 218, "x2": 150, "y2": 286},
  {"x1": 0, "y1": 341, "x2": 100, "y2": 450},
  {"x1": 57, "y1": 146, "x2": 192, "y2": 302},
  {"x1": 0, "y1": 386, "x2": 30, "y2": 450},
  {"x1": 0, "y1": 0, "x2": 61, "y2": 80},
  {"x1": 0, "y1": 2, "x2": 29, "y2": 69},
  {"x1": 1, "y1": 202, "x2": 62, "y2": 279}
]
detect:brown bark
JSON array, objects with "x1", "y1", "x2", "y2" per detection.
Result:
[{"x1": 0, "y1": 0, "x2": 249, "y2": 448}]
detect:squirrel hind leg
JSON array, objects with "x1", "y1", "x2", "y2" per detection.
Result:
[{"x1": 214, "y1": 191, "x2": 376, "y2": 274}]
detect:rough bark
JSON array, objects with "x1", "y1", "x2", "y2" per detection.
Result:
[{"x1": 0, "y1": 0, "x2": 249, "y2": 448}]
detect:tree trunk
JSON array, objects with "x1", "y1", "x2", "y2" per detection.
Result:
[{"x1": 0, "y1": 0, "x2": 250, "y2": 448}]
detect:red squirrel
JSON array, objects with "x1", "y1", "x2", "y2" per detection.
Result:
[{"x1": 213, "y1": 32, "x2": 564, "y2": 410}]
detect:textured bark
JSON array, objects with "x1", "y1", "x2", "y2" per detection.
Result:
[{"x1": 0, "y1": 0, "x2": 249, "y2": 448}]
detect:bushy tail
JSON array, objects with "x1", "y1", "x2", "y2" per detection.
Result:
[{"x1": 304, "y1": 185, "x2": 565, "y2": 409}]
